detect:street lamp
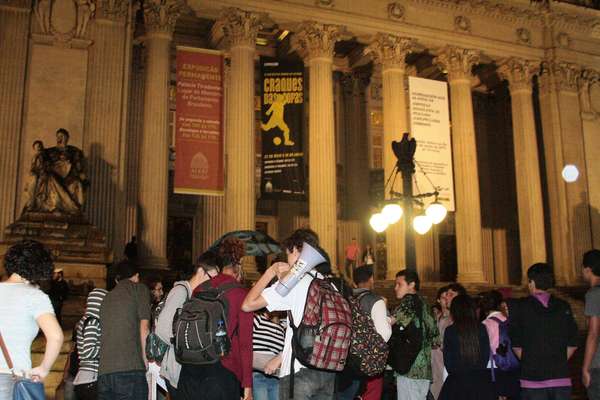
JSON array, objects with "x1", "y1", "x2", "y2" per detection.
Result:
[{"x1": 369, "y1": 133, "x2": 447, "y2": 268}]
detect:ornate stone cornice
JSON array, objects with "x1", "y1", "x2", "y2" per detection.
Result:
[
  {"x1": 0, "y1": 0, "x2": 31, "y2": 10},
  {"x1": 143, "y1": 0, "x2": 184, "y2": 37},
  {"x1": 291, "y1": 21, "x2": 344, "y2": 61},
  {"x1": 217, "y1": 8, "x2": 263, "y2": 49},
  {"x1": 539, "y1": 61, "x2": 581, "y2": 93},
  {"x1": 579, "y1": 69, "x2": 600, "y2": 119},
  {"x1": 497, "y1": 57, "x2": 539, "y2": 93},
  {"x1": 365, "y1": 33, "x2": 415, "y2": 71},
  {"x1": 434, "y1": 46, "x2": 481, "y2": 82},
  {"x1": 96, "y1": 0, "x2": 129, "y2": 22}
]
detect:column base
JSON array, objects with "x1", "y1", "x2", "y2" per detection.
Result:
[
  {"x1": 457, "y1": 270, "x2": 487, "y2": 284},
  {"x1": 139, "y1": 256, "x2": 170, "y2": 270}
]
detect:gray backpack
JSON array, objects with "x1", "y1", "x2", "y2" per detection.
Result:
[{"x1": 172, "y1": 281, "x2": 240, "y2": 365}]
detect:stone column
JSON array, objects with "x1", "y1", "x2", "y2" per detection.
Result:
[
  {"x1": 366, "y1": 34, "x2": 414, "y2": 279},
  {"x1": 219, "y1": 9, "x2": 260, "y2": 233},
  {"x1": 124, "y1": 45, "x2": 145, "y2": 247},
  {"x1": 84, "y1": 2, "x2": 129, "y2": 253},
  {"x1": 293, "y1": 22, "x2": 343, "y2": 268},
  {"x1": 497, "y1": 58, "x2": 546, "y2": 279},
  {"x1": 138, "y1": 0, "x2": 182, "y2": 268},
  {"x1": 539, "y1": 61, "x2": 592, "y2": 284},
  {"x1": 435, "y1": 46, "x2": 485, "y2": 283},
  {"x1": 0, "y1": 1, "x2": 30, "y2": 239},
  {"x1": 579, "y1": 70, "x2": 600, "y2": 249}
]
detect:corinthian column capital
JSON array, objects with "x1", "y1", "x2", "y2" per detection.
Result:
[
  {"x1": 143, "y1": 0, "x2": 184, "y2": 38},
  {"x1": 579, "y1": 69, "x2": 600, "y2": 119},
  {"x1": 434, "y1": 46, "x2": 481, "y2": 82},
  {"x1": 365, "y1": 33, "x2": 415, "y2": 72},
  {"x1": 218, "y1": 8, "x2": 263, "y2": 49},
  {"x1": 292, "y1": 21, "x2": 344, "y2": 61},
  {"x1": 96, "y1": 0, "x2": 129, "y2": 22},
  {"x1": 497, "y1": 57, "x2": 539, "y2": 93},
  {"x1": 539, "y1": 61, "x2": 581, "y2": 93}
]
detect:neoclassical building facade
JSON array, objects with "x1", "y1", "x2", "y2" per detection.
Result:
[{"x1": 1, "y1": 0, "x2": 599, "y2": 286}]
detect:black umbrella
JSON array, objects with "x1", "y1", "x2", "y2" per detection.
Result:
[{"x1": 209, "y1": 230, "x2": 282, "y2": 258}]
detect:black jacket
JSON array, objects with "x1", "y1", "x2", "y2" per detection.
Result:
[{"x1": 507, "y1": 295, "x2": 578, "y2": 381}]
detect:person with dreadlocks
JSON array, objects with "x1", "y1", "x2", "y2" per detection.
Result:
[{"x1": 439, "y1": 294, "x2": 496, "y2": 400}]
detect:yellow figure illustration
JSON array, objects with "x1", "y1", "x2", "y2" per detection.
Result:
[{"x1": 261, "y1": 94, "x2": 294, "y2": 146}]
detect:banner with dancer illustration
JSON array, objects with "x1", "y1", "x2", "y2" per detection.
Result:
[
  {"x1": 259, "y1": 58, "x2": 306, "y2": 200},
  {"x1": 174, "y1": 47, "x2": 224, "y2": 196}
]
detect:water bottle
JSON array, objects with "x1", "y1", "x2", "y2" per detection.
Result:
[{"x1": 214, "y1": 320, "x2": 230, "y2": 357}]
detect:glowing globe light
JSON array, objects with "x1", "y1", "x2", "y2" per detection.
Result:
[
  {"x1": 561, "y1": 164, "x2": 579, "y2": 183},
  {"x1": 413, "y1": 215, "x2": 433, "y2": 235},
  {"x1": 369, "y1": 213, "x2": 389, "y2": 233},
  {"x1": 382, "y1": 203, "x2": 403, "y2": 224},
  {"x1": 426, "y1": 202, "x2": 447, "y2": 225}
]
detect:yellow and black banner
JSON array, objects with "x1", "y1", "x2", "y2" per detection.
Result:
[{"x1": 260, "y1": 58, "x2": 305, "y2": 200}]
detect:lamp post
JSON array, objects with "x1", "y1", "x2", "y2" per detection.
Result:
[{"x1": 370, "y1": 132, "x2": 447, "y2": 271}]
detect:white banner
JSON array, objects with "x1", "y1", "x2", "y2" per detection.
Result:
[{"x1": 408, "y1": 76, "x2": 455, "y2": 211}]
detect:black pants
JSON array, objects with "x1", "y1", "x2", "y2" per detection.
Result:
[
  {"x1": 521, "y1": 387, "x2": 571, "y2": 400},
  {"x1": 178, "y1": 362, "x2": 240, "y2": 400},
  {"x1": 97, "y1": 371, "x2": 148, "y2": 400},
  {"x1": 74, "y1": 382, "x2": 97, "y2": 400}
]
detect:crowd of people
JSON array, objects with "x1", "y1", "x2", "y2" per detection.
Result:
[{"x1": 1, "y1": 235, "x2": 600, "y2": 400}]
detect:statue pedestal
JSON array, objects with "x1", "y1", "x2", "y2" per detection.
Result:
[{"x1": 1, "y1": 212, "x2": 112, "y2": 289}]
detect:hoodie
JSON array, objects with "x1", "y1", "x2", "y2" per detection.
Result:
[
  {"x1": 75, "y1": 288, "x2": 107, "y2": 374},
  {"x1": 192, "y1": 274, "x2": 253, "y2": 388}
]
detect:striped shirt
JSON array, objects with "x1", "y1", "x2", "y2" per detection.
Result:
[
  {"x1": 76, "y1": 288, "x2": 107, "y2": 374},
  {"x1": 252, "y1": 314, "x2": 285, "y2": 355}
]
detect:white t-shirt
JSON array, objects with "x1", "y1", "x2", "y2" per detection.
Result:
[
  {"x1": 261, "y1": 274, "x2": 314, "y2": 378},
  {"x1": 0, "y1": 283, "x2": 54, "y2": 374}
]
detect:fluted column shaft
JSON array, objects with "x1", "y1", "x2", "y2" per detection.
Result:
[
  {"x1": 294, "y1": 22, "x2": 343, "y2": 268},
  {"x1": 224, "y1": 44, "x2": 256, "y2": 233},
  {"x1": 366, "y1": 34, "x2": 414, "y2": 279},
  {"x1": 539, "y1": 61, "x2": 592, "y2": 284},
  {"x1": 84, "y1": 14, "x2": 128, "y2": 253},
  {"x1": 201, "y1": 196, "x2": 226, "y2": 250},
  {"x1": 435, "y1": 47, "x2": 485, "y2": 283},
  {"x1": 498, "y1": 58, "x2": 546, "y2": 280},
  {"x1": 0, "y1": 4, "x2": 30, "y2": 239},
  {"x1": 138, "y1": 32, "x2": 173, "y2": 267}
]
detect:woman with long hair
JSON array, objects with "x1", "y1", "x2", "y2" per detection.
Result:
[
  {"x1": 439, "y1": 294, "x2": 496, "y2": 400},
  {"x1": 0, "y1": 240, "x2": 64, "y2": 400}
]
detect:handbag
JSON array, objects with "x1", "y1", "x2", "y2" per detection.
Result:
[{"x1": 0, "y1": 331, "x2": 46, "y2": 400}]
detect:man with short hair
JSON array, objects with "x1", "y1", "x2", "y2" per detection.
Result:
[
  {"x1": 98, "y1": 260, "x2": 151, "y2": 400},
  {"x1": 508, "y1": 263, "x2": 578, "y2": 400},
  {"x1": 242, "y1": 228, "x2": 336, "y2": 400},
  {"x1": 339, "y1": 265, "x2": 391, "y2": 400},
  {"x1": 582, "y1": 249, "x2": 600, "y2": 399},
  {"x1": 392, "y1": 270, "x2": 439, "y2": 400}
]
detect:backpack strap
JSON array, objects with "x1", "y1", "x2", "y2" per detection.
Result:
[{"x1": 489, "y1": 316, "x2": 504, "y2": 325}]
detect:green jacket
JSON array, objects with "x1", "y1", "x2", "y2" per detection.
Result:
[{"x1": 393, "y1": 293, "x2": 440, "y2": 381}]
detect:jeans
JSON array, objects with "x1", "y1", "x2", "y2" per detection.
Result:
[
  {"x1": 279, "y1": 368, "x2": 335, "y2": 400},
  {"x1": 74, "y1": 381, "x2": 97, "y2": 400},
  {"x1": 254, "y1": 372, "x2": 279, "y2": 400},
  {"x1": 336, "y1": 379, "x2": 360, "y2": 400},
  {"x1": 396, "y1": 375, "x2": 430, "y2": 400},
  {"x1": 521, "y1": 387, "x2": 571, "y2": 400},
  {"x1": 178, "y1": 363, "x2": 240, "y2": 400},
  {"x1": 97, "y1": 371, "x2": 148, "y2": 400},
  {"x1": 0, "y1": 374, "x2": 14, "y2": 400},
  {"x1": 588, "y1": 369, "x2": 600, "y2": 400}
]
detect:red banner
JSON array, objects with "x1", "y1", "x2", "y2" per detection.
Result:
[{"x1": 174, "y1": 47, "x2": 224, "y2": 195}]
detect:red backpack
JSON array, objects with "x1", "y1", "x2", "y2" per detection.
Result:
[{"x1": 289, "y1": 276, "x2": 353, "y2": 372}]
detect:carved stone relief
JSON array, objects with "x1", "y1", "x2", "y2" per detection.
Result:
[
  {"x1": 33, "y1": 0, "x2": 95, "y2": 45},
  {"x1": 387, "y1": 2, "x2": 405, "y2": 21},
  {"x1": 516, "y1": 28, "x2": 531, "y2": 45},
  {"x1": 454, "y1": 15, "x2": 471, "y2": 33}
]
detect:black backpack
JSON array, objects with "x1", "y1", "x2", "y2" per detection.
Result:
[
  {"x1": 387, "y1": 298, "x2": 423, "y2": 375},
  {"x1": 172, "y1": 281, "x2": 240, "y2": 365}
]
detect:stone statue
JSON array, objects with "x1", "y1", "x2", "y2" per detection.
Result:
[
  {"x1": 75, "y1": 0, "x2": 96, "y2": 38},
  {"x1": 23, "y1": 128, "x2": 88, "y2": 216}
]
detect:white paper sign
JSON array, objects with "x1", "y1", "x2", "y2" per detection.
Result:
[{"x1": 408, "y1": 76, "x2": 455, "y2": 211}]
